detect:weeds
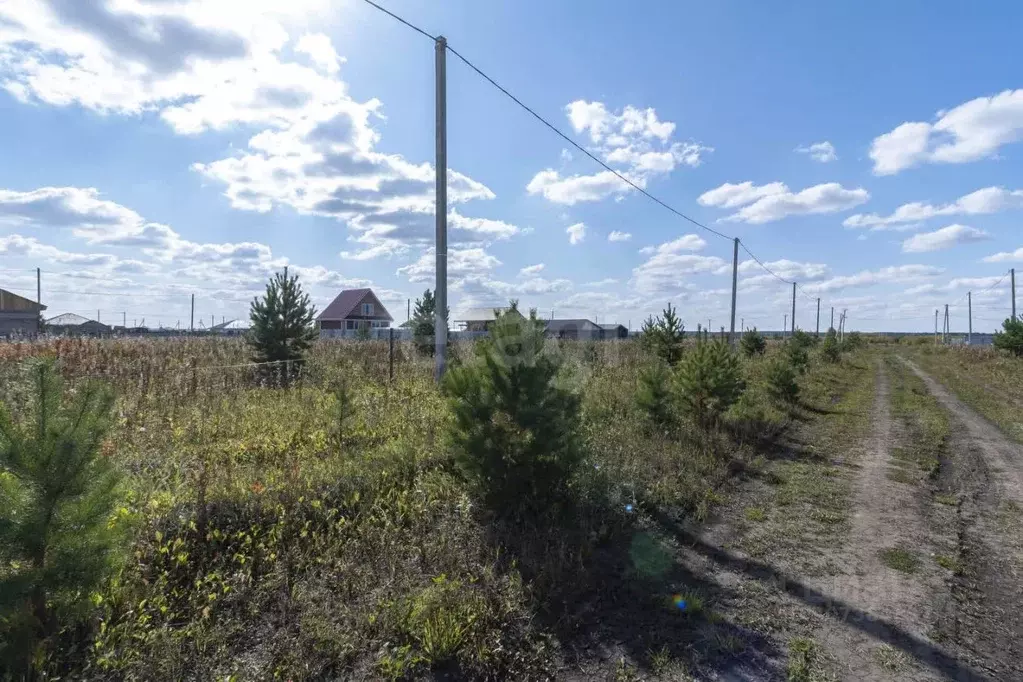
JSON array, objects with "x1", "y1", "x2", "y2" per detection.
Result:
[{"x1": 879, "y1": 547, "x2": 920, "y2": 573}]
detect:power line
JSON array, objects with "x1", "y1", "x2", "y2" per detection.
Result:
[{"x1": 358, "y1": 0, "x2": 438, "y2": 40}]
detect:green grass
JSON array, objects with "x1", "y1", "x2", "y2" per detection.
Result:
[
  {"x1": 787, "y1": 637, "x2": 835, "y2": 682},
  {"x1": 935, "y1": 493, "x2": 958, "y2": 506},
  {"x1": 873, "y1": 643, "x2": 911, "y2": 671},
  {"x1": 885, "y1": 355, "x2": 950, "y2": 485},
  {"x1": 879, "y1": 547, "x2": 920, "y2": 573},
  {"x1": 744, "y1": 506, "x2": 766, "y2": 522},
  {"x1": 935, "y1": 554, "x2": 964, "y2": 574}
]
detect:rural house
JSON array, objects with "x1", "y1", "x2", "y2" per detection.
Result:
[
  {"x1": 0, "y1": 288, "x2": 45, "y2": 336},
  {"x1": 46, "y1": 313, "x2": 111, "y2": 336},
  {"x1": 318, "y1": 288, "x2": 393, "y2": 338},
  {"x1": 545, "y1": 318, "x2": 602, "y2": 340},
  {"x1": 599, "y1": 323, "x2": 629, "y2": 339},
  {"x1": 456, "y1": 306, "x2": 519, "y2": 332}
]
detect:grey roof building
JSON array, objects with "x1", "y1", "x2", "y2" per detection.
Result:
[
  {"x1": 0, "y1": 288, "x2": 45, "y2": 336},
  {"x1": 318, "y1": 288, "x2": 393, "y2": 337},
  {"x1": 545, "y1": 318, "x2": 602, "y2": 340},
  {"x1": 45, "y1": 313, "x2": 111, "y2": 336}
]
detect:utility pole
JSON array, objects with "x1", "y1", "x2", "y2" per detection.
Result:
[
  {"x1": 1013, "y1": 268, "x2": 1017, "y2": 320},
  {"x1": 968, "y1": 291, "x2": 973, "y2": 345},
  {"x1": 123, "y1": 311, "x2": 126, "y2": 328},
  {"x1": 407, "y1": 298, "x2": 411, "y2": 323},
  {"x1": 791, "y1": 282, "x2": 797, "y2": 336},
  {"x1": 830, "y1": 306, "x2": 834, "y2": 331},
  {"x1": 783, "y1": 314, "x2": 787, "y2": 334},
  {"x1": 741, "y1": 317, "x2": 744, "y2": 332},
  {"x1": 36, "y1": 267, "x2": 40, "y2": 310},
  {"x1": 729, "y1": 237, "x2": 739, "y2": 346},
  {"x1": 815, "y1": 297, "x2": 820, "y2": 338},
  {"x1": 97, "y1": 310, "x2": 101, "y2": 323},
  {"x1": 944, "y1": 304, "x2": 950, "y2": 343},
  {"x1": 434, "y1": 35, "x2": 448, "y2": 381},
  {"x1": 934, "y1": 309, "x2": 939, "y2": 345},
  {"x1": 190, "y1": 294, "x2": 195, "y2": 333}
]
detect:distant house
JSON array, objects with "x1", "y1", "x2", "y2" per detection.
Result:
[
  {"x1": 457, "y1": 306, "x2": 519, "y2": 332},
  {"x1": 599, "y1": 323, "x2": 629, "y2": 340},
  {"x1": 0, "y1": 288, "x2": 45, "y2": 336},
  {"x1": 318, "y1": 288, "x2": 393, "y2": 338},
  {"x1": 545, "y1": 318, "x2": 602, "y2": 340},
  {"x1": 211, "y1": 319, "x2": 250, "y2": 336},
  {"x1": 45, "y1": 313, "x2": 111, "y2": 336}
]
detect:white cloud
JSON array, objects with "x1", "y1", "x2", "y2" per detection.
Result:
[
  {"x1": 585, "y1": 278, "x2": 619, "y2": 288},
  {"x1": 0, "y1": 186, "x2": 142, "y2": 231},
  {"x1": 795, "y1": 141, "x2": 837, "y2": 163},
  {"x1": 844, "y1": 186, "x2": 1023, "y2": 229},
  {"x1": 519, "y1": 263, "x2": 545, "y2": 276},
  {"x1": 983, "y1": 247, "x2": 1023, "y2": 263},
  {"x1": 737, "y1": 259, "x2": 829, "y2": 287},
  {"x1": 870, "y1": 89, "x2": 1023, "y2": 175},
  {"x1": 901, "y1": 224, "x2": 989, "y2": 253},
  {"x1": 698, "y1": 181, "x2": 788, "y2": 209},
  {"x1": 805, "y1": 265, "x2": 943, "y2": 294},
  {"x1": 396, "y1": 247, "x2": 500, "y2": 283},
  {"x1": 631, "y1": 235, "x2": 726, "y2": 296},
  {"x1": 699, "y1": 181, "x2": 868, "y2": 224},
  {"x1": 295, "y1": 33, "x2": 342, "y2": 74},
  {"x1": 566, "y1": 222, "x2": 586, "y2": 245},
  {"x1": 607, "y1": 230, "x2": 632, "y2": 242},
  {"x1": 527, "y1": 99, "x2": 711, "y2": 205}
]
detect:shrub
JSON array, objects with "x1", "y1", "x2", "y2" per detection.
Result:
[
  {"x1": 784, "y1": 339, "x2": 810, "y2": 374},
  {"x1": 740, "y1": 328, "x2": 767, "y2": 357},
  {"x1": 765, "y1": 356, "x2": 799, "y2": 404},
  {"x1": 442, "y1": 306, "x2": 583, "y2": 518},
  {"x1": 993, "y1": 317, "x2": 1023, "y2": 356},
  {"x1": 0, "y1": 360, "x2": 121, "y2": 674},
  {"x1": 674, "y1": 341, "x2": 745, "y2": 429},
  {"x1": 248, "y1": 270, "x2": 317, "y2": 373},
  {"x1": 790, "y1": 329, "x2": 816, "y2": 350},
  {"x1": 635, "y1": 361, "x2": 674, "y2": 429},
  {"x1": 641, "y1": 303, "x2": 685, "y2": 366},
  {"x1": 840, "y1": 331, "x2": 864, "y2": 352},
  {"x1": 820, "y1": 329, "x2": 841, "y2": 363}
]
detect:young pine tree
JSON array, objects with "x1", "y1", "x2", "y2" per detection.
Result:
[
  {"x1": 248, "y1": 270, "x2": 317, "y2": 372},
  {"x1": 740, "y1": 328, "x2": 767, "y2": 357},
  {"x1": 820, "y1": 328, "x2": 841, "y2": 363},
  {"x1": 674, "y1": 341, "x2": 745, "y2": 429},
  {"x1": 641, "y1": 303, "x2": 686, "y2": 366},
  {"x1": 635, "y1": 361, "x2": 674, "y2": 430},
  {"x1": 994, "y1": 318, "x2": 1023, "y2": 356},
  {"x1": 442, "y1": 305, "x2": 583, "y2": 519},
  {"x1": 0, "y1": 360, "x2": 121, "y2": 672},
  {"x1": 411, "y1": 289, "x2": 438, "y2": 356}
]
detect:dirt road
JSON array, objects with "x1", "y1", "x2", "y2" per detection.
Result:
[{"x1": 901, "y1": 357, "x2": 1023, "y2": 680}]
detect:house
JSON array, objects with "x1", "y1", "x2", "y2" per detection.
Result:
[
  {"x1": 211, "y1": 319, "x2": 250, "y2": 336},
  {"x1": 599, "y1": 323, "x2": 629, "y2": 339},
  {"x1": 45, "y1": 313, "x2": 111, "y2": 336},
  {"x1": 318, "y1": 288, "x2": 393, "y2": 338},
  {"x1": 0, "y1": 288, "x2": 46, "y2": 336},
  {"x1": 545, "y1": 318, "x2": 602, "y2": 340},
  {"x1": 457, "y1": 306, "x2": 518, "y2": 332}
]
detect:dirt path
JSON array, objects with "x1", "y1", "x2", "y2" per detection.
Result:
[
  {"x1": 807, "y1": 359, "x2": 959, "y2": 681},
  {"x1": 901, "y1": 357, "x2": 1023, "y2": 680}
]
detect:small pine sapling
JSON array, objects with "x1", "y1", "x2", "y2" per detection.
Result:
[
  {"x1": 740, "y1": 328, "x2": 767, "y2": 357},
  {"x1": 994, "y1": 318, "x2": 1023, "y2": 356},
  {"x1": 641, "y1": 303, "x2": 686, "y2": 366},
  {"x1": 674, "y1": 341, "x2": 745, "y2": 429},
  {"x1": 0, "y1": 360, "x2": 121, "y2": 673}
]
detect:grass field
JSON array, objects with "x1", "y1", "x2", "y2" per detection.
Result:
[{"x1": 1, "y1": 333, "x2": 842, "y2": 680}]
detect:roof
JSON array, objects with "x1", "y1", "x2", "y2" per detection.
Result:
[
  {"x1": 318, "y1": 288, "x2": 393, "y2": 322},
  {"x1": 211, "y1": 319, "x2": 250, "y2": 331},
  {"x1": 46, "y1": 313, "x2": 94, "y2": 326},
  {"x1": 599, "y1": 323, "x2": 627, "y2": 330},
  {"x1": 457, "y1": 306, "x2": 517, "y2": 322},
  {"x1": 0, "y1": 288, "x2": 46, "y2": 313},
  {"x1": 545, "y1": 318, "x2": 600, "y2": 331}
]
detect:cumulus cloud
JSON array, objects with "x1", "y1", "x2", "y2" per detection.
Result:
[
  {"x1": 698, "y1": 181, "x2": 868, "y2": 224},
  {"x1": 870, "y1": 89, "x2": 1023, "y2": 175},
  {"x1": 519, "y1": 263, "x2": 545, "y2": 276},
  {"x1": 527, "y1": 100, "x2": 711, "y2": 205},
  {"x1": 396, "y1": 247, "x2": 501, "y2": 283},
  {"x1": 844, "y1": 186, "x2": 1023, "y2": 230},
  {"x1": 737, "y1": 259, "x2": 829, "y2": 287},
  {"x1": 630, "y1": 235, "x2": 726, "y2": 296},
  {"x1": 983, "y1": 247, "x2": 1023, "y2": 263},
  {"x1": 795, "y1": 141, "x2": 837, "y2": 163},
  {"x1": 804, "y1": 265, "x2": 942, "y2": 294},
  {"x1": 901, "y1": 224, "x2": 989, "y2": 253},
  {"x1": 566, "y1": 222, "x2": 586, "y2": 245},
  {"x1": 607, "y1": 230, "x2": 632, "y2": 242}
]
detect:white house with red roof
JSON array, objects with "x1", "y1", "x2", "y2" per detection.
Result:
[{"x1": 317, "y1": 288, "x2": 393, "y2": 338}]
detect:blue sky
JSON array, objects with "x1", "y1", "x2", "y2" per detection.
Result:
[{"x1": 1, "y1": 1, "x2": 1021, "y2": 332}]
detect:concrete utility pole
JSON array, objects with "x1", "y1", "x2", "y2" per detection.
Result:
[
  {"x1": 1013, "y1": 268, "x2": 1017, "y2": 320},
  {"x1": 123, "y1": 311, "x2": 126, "y2": 328},
  {"x1": 934, "y1": 309, "x2": 939, "y2": 345},
  {"x1": 944, "y1": 304, "x2": 950, "y2": 343},
  {"x1": 830, "y1": 306, "x2": 834, "y2": 331},
  {"x1": 815, "y1": 297, "x2": 820, "y2": 338},
  {"x1": 968, "y1": 291, "x2": 973, "y2": 345},
  {"x1": 36, "y1": 267, "x2": 40, "y2": 310},
  {"x1": 190, "y1": 294, "x2": 195, "y2": 332},
  {"x1": 791, "y1": 282, "x2": 797, "y2": 336},
  {"x1": 434, "y1": 35, "x2": 448, "y2": 381},
  {"x1": 407, "y1": 298, "x2": 411, "y2": 322},
  {"x1": 783, "y1": 314, "x2": 787, "y2": 334},
  {"x1": 728, "y1": 237, "x2": 739, "y2": 346},
  {"x1": 97, "y1": 310, "x2": 101, "y2": 323}
]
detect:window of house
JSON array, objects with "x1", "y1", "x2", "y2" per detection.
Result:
[
  {"x1": 346, "y1": 319, "x2": 355, "y2": 330},
  {"x1": 362, "y1": 302, "x2": 374, "y2": 316}
]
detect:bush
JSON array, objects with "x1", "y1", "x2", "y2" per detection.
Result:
[
  {"x1": 740, "y1": 328, "x2": 767, "y2": 357},
  {"x1": 641, "y1": 303, "x2": 685, "y2": 366},
  {"x1": 765, "y1": 356, "x2": 799, "y2": 404},
  {"x1": 840, "y1": 331, "x2": 864, "y2": 352},
  {"x1": 993, "y1": 317, "x2": 1023, "y2": 356},
  {"x1": 635, "y1": 361, "x2": 674, "y2": 429},
  {"x1": 784, "y1": 339, "x2": 810, "y2": 374},
  {"x1": 674, "y1": 341, "x2": 745, "y2": 429},
  {"x1": 0, "y1": 360, "x2": 121, "y2": 674},
  {"x1": 790, "y1": 329, "x2": 816, "y2": 350},
  {"x1": 820, "y1": 329, "x2": 841, "y2": 363},
  {"x1": 442, "y1": 306, "x2": 583, "y2": 519}
]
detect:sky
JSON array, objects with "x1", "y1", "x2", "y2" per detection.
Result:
[{"x1": 0, "y1": 1, "x2": 1021, "y2": 333}]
